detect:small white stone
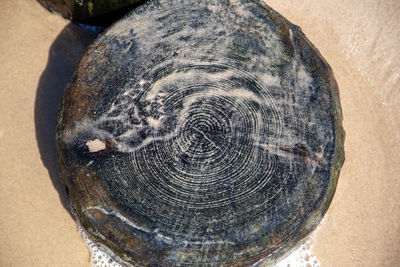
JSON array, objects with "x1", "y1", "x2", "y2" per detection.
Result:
[{"x1": 86, "y1": 139, "x2": 106, "y2": 153}]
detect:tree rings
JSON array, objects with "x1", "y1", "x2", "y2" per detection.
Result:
[{"x1": 56, "y1": 0, "x2": 345, "y2": 265}]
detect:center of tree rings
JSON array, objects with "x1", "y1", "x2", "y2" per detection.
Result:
[{"x1": 56, "y1": 0, "x2": 345, "y2": 266}]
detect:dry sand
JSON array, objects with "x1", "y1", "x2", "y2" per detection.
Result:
[{"x1": 0, "y1": 0, "x2": 399, "y2": 266}]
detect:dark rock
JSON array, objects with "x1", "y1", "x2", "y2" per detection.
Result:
[
  {"x1": 56, "y1": 0, "x2": 345, "y2": 265},
  {"x1": 37, "y1": 0, "x2": 146, "y2": 27}
]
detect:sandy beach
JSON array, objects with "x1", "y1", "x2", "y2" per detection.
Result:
[{"x1": 0, "y1": 0, "x2": 399, "y2": 265}]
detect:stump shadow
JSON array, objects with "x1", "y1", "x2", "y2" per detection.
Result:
[{"x1": 35, "y1": 23, "x2": 98, "y2": 216}]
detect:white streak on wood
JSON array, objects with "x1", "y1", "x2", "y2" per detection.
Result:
[{"x1": 84, "y1": 206, "x2": 151, "y2": 234}]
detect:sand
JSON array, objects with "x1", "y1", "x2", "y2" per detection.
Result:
[{"x1": 0, "y1": 0, "x2": 399, "y2": 266}]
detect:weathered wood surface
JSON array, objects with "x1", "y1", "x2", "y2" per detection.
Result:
[
  {"x1": 37, "y1": 0, "x2": 145, "y2": 26},
  {"x1": 56, "y1": 0, "x2": 345, "y2": 265}
]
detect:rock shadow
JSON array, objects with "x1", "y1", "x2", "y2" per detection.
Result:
[{"x1": 34, "y1": 23, "x2": 98, "y2": 216}]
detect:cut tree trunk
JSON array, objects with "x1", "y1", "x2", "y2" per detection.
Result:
[{"x1": 56, "y1": 0, "x2": 345, "y2": 265}]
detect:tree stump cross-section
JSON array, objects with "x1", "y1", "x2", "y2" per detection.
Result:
[{"x1": 56, "y1": 0, "x2": 345, "y2": 265}]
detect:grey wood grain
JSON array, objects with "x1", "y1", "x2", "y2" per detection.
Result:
[{"x1": 56, "y1": 0, "x2": 345, "y2": 265}]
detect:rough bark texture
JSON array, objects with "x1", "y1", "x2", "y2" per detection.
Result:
[{"x1": 56, "y1": 0, "x2": 345, "y2": 265}]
